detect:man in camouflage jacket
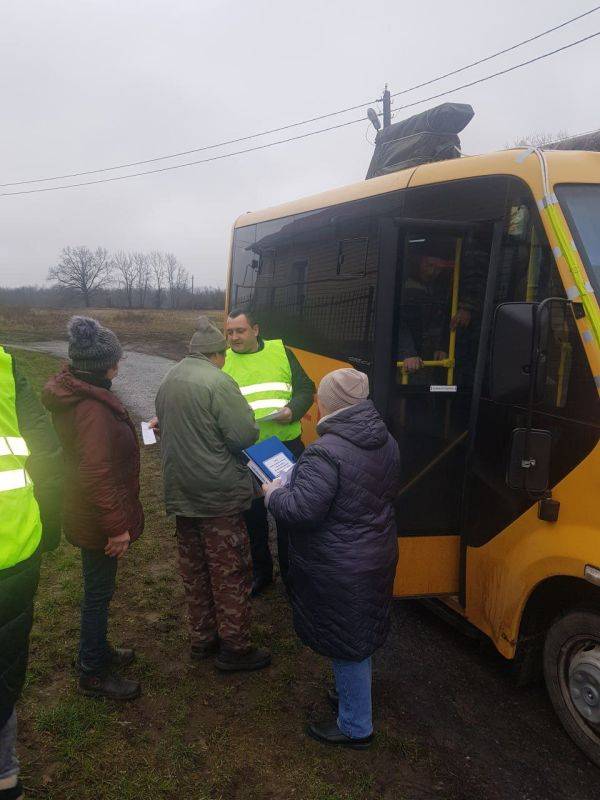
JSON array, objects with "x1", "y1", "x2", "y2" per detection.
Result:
[{"x1": 154, "y1": 317, "x2": 271, "y2": 672}]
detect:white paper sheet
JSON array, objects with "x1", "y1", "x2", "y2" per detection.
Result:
[
  {"x1": 141, "y1": 421, "x2": 157, "y2": 445},
  {"x1": 263, "y1": 451, "x2": 295, "y2": 478}
]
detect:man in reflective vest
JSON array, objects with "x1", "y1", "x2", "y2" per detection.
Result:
[
  {"x1": 224, "y1": 309, "x2": 315, "y2": 595},
  {"x1": 0, "y1": 346, "x2": 62, "y2": 800}
]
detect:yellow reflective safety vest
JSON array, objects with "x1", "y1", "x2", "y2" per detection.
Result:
[
  {"x1": 223, "y1": 339, "x2": 302, "y2": 443},
  {"x1": 0, "y1": 346, "x2": 42, "y2": 570}
]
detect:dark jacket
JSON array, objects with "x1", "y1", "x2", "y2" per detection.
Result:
[
  {"x1": 267, "y1": 400, "x2": 400, "y2": 661},
  {"x1": 0, "y1": 357, "x2": 63, "y2": 728},
  {"x1": 42, "y1": 367, "x2": 144, "y2": 549},
  {"x1": 155, "y1": 354, "x2": 259, "y2": 517}
]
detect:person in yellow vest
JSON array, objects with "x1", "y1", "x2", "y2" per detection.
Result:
[
  {"x1": 223, "y1": 308, "x2": 315, "y2": 596},
  {"x1": 0, "y1": 346, "x2": 62, "y2": 800}
]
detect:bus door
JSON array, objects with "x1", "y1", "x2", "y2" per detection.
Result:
[
  {"x1": 461, "y1": 189, "x2": 600, "y2": 614},
  {"x1": 373, "y1": 215, "x2": 503, "y2": 597}
]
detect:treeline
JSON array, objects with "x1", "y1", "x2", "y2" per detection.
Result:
[{"x1": 0, "y1": 246, "x2": 225, "y2": 310}]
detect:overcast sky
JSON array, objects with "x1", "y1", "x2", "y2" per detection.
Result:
[{"x1": 1, "y1": 0, "x2": 599, "y2": 288}]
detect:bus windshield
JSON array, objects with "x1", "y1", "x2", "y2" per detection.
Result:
[{"x1": 556, "y1": 184, "x2": 600, "y2": 293}]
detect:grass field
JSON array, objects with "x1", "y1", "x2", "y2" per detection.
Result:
[
  {"x1": 1, "y1": 308, "x2": 225, "y2": 360},
  {"x1": 9, "y1": 348, "x2": 447, "y2": 800}
]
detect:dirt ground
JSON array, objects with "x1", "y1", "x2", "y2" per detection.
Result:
[
  {"x1": 10, "y1": 348, "x2": 600, "y2": 800},
  {"x1": 0, "y1": 307, "x2": 224, "y2": 361},
  {"x1": 378, "y1": 604, "x2": 599, "y2": 800}
]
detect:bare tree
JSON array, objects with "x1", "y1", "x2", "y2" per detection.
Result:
[
  {"x1": 510, "y1": 130, "x2": 569, "y2": 148},
  {"x1": 112, "y1": 250, "x2": 136, "y2": 308},
  {"x1": 48, "y1": 246, "x2": 112, "y2": 307},
  {"x1": 149, "y1": 251, "x2": 166, "y2": 308},
  {"x1": 131, "y1": 251, "x2": 150, "y2": 308},
  {"x1": 165, "y1": 252, "x2": 179, "y2": 308},
  {"x1": 176, "y1": 265, "x2": 189, "y2": 309}
]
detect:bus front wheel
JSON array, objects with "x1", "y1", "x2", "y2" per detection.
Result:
[{"x1": 543, "y1": 609, "x2": 600, "y2": 768}]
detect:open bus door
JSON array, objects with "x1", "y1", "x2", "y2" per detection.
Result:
[{"x1": 373, "y1": 216, "x2": 504, "y2": 599}]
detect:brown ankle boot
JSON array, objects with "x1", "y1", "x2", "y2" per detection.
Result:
[{"x1": 79, "y1": 671, "x2": 141, "y2": 700}]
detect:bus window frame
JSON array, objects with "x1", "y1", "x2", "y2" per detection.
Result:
[{"x1": 554, "y1": 183, "x2": 600, "y2": 298}]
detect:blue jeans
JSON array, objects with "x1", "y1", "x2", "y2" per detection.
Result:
[
  {"x1": 0, "y1": 710, "x2": 19, "y2": 786},
  {"x1": 332, "y1": 656, "x2": 373, "y2": 739},
  {"x1": 79, "y1": 549, "x2": 118, "y2": 675}
]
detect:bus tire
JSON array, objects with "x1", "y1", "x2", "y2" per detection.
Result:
[{"x1": 543, "y1": 609, "x2": 600, "y2": 768}]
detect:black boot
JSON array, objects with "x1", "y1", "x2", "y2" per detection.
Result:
[
  {"x1": 107, "y1": 644, "x2": 136, "y2": 668},
  {"x1": 74, "y1": 644, "x2": 135, "y2": 673},
  {"x1": 191, "y1": 639, "x2": 219, "y2": 660},
  {"x1": 307, "y1": 720, "x2": 373, "y2": 750},
  {"x1": 214, "y1": 646, "x2": 271, "y2": 672},
  {"x1": 327, "y1": 687, "x2": 339, "y2": 711},
  {"x1": 0, "y1": 779, "x2": 23, "y2": 800},
  {"x1": 79, "y1": 671, "x2": 141, "y2": 700}
]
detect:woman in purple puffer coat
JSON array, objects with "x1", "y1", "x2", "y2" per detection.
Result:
[{"x1": 265, "y1": 368, "x2": 400, "y2": 750}]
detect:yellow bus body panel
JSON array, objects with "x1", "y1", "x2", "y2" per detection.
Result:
[
  {"x1": 466, "y1": 442, "x2": 600, "y2": 659},
  {"x1": 288, "y1": 347, "x2": 351, "y2": 445},
  {"x1": 394, "y1": 536, "x2": 460, "y2": 596},
  {"x1": 233, "y1": 150, "x2": 600, "y2": 232}
]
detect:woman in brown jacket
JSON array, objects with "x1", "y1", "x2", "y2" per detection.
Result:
[{"x1": 43, "y1": 317, "x2": 144, "y2": 701}]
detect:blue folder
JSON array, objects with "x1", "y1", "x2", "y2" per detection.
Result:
[{"x1": 243, "y1": 436, "x2": 296, "y2": 484}]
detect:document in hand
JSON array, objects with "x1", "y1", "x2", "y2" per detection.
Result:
[
  {"x1": 243, "y1": 436, "x2": 296, "y2": 485},
  {"x1": 141, "y1": 421, "x2": 157, "y2": 445}
]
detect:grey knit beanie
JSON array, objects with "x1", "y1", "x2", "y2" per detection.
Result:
[
  {"x1": 190, "y1": 315, "x2": 227, "y2": 355},
  {"x1": 67, "y1": 316, "x2": 123, "y2": 372},
  {"x1": 318, "y1": 368, "x2": 369, "y2": 413}
]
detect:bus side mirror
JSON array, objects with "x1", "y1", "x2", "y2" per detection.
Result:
[{"x1": 489, "y1": 302, "x2": 549, "y2": 404}]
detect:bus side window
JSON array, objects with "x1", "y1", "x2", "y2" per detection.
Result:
[{"x1": 493, "y1": 196, "x2": 581, "y2": 412}]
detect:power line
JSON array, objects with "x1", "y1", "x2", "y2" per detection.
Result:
[
  {"x1": 2, "y1": 28, "x2": 599, "y2": 198},
  {"x1": 389, "y1": 28, "x2": 600, "y2": 116},
  {"x1": 543, "y1": 126, "x2": 600, "y2": 146},
  {"x1": 389, "y1": 4, "x2": 600, "y2": 101},
  {"x1": 2, "y1": 5, "x2": 599, "y2": 188}
]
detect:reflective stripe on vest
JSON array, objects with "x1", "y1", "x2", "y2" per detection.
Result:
[
  {"x1": 0, "y1": 346, "x2": 42, "y2": 570},
  {"x1": 0, "y1": 436, "x2": 30, "y2": 457},
  {"x1": 223, "y1": 339, "x2": 302, "y2": 443}
]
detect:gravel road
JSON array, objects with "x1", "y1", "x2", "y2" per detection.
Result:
[{"x1": 8, "y1": 341, "x2": 175, "y2": 420}]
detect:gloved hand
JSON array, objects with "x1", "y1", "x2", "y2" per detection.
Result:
[{"x1": 262, "y1": 478, "x2": 283, "y2": 507}]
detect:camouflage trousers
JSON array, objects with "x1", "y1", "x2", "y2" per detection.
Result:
[{"x1": 175, "y1": 514, "x2": 252, "y2": 652}]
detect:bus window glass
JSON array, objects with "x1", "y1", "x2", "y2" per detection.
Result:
[
  {"x1": 229, "y1": 196, "x2": 404, "y2": 364},
  {"x1": 230, "y1": 224, "x2": 257, "y2": 308},
  {"x1": 555, "y1": 184, "x2": 600, "y2": 295},
  {"x1": 486, "y1": 180, "x2": 596, "y2": 419}
]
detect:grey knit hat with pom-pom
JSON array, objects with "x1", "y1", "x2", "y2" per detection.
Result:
[
  {"x1": 67, "y1": 316, "x2": 123, "y2": 372},
  {"x1": 189, "y1": 315, "x2": 227, "y2": 355}
]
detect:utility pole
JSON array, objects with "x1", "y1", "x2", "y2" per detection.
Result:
[{"x1": 382, "y1": 84, "x2": 391, "y2": 128}]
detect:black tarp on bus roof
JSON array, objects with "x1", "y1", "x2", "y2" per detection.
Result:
[{"x1": 365, "y1": 102, "x2": 474, "y2": 179}]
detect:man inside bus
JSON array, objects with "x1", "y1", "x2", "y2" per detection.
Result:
[
  {"x1": 224, "y1": 308, "x2": 315, "y2": 596},
  {"x1": 397, "y1": 237, "x2": 481, "y2": 379}
]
